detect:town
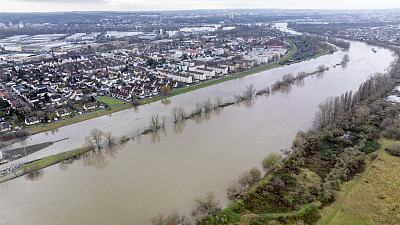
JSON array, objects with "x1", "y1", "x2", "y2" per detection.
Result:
[{"x1": 0, "y1": 21, "x2": 288, "y2": 132}]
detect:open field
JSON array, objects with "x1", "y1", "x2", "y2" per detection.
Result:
[
  {"x1": 96, "y1": 96, "x2": 126, "y2": 106},
  {"x1": 318, "y1": 138, "x2": 400, "y2": 225}
]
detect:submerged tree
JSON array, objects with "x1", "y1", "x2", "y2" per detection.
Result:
[
  {"x1": 150, "y1": 114, "x2": 161, "y2": 131},
  {"x1": 262, "y1": 153, "x2": 281, "y2": 172},
  {"x1": 90, "y1": 128, "x2": 104, "y2": 150},
  {"x1": 341, "y1": 54, "x2": 350, "y2": 64},
  {"x1": 192, "y1": 192, "x2": 220, "y2": 220},
  {"x1": 104, "y1": 132, "x2": 116, "y2": 148}
]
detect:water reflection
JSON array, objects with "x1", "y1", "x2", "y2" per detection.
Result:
[
  {"x1": 278, "y1": 84, "x2": 292, "y2": 95},
  {"x1": 25, "y1": 169, "x2": 44, "y2": 182},
  {"x1": 161, "y1": 98, "x2": 172, "y2": 105},
  {"x1": 104, "y1": 144, "x2": 121, "y2": 159},
  {"x1": 316, "y1": 71, "x2": 325, "y2": 79},
  {"x1": 173, "y1": 120, "x2": 187, "y2": 135},
  {"x1": 240, "y1": 98, "x2": 255, "y2": 109},
  {"x1": 133, "y1": 105, "x2": 139, "y2": 113},
  {"x1": 151, "y1": 128, "x2": 166, "y2": 144},
  {"x1": 294, "y1": 78, "x2": 305, "y2": 87},
  {"x1": 59, "y1": 158, "x2": 75, "y2": 171},
  {"x1": 82, "y1": 150, "x2": 108, "y2": 170},
  {"x1": 50, "y1": 128, "x2": 59, "y2": 135},
  {"x1": 213, "y1": 106, "x2": 222, "y2": 116}
]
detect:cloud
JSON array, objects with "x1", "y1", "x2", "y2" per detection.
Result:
[{"x1": 16, "y1": 0, "x2": 105, "y2": 2}]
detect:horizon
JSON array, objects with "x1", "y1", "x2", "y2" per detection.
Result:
[
  {"x1": 1, "y1": 0, "x2": 400, "y2": 13},
  {"x1": 1, "y1": 8, "x2": 400, "y2": 14}
]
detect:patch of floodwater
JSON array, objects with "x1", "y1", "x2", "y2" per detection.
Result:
[{"x1": 387, "y1": 95, "x2": 400, "y2": 103}]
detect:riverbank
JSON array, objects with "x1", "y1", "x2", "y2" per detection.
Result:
[
  {"x1": 318, "y1": 138, "x2": 400, "y2": 225},
  {"x1": 198, "y1": 53, "x2": 400, "y2": 224},
  {"x1": 0, "y1": 146, "x2": 91, "y2": 183}
]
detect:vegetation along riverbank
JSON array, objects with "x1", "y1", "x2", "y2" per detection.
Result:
[
  {"x1": 142, "y1": 42, "x2": 400, "y2": 224},
  {"x1": 179, "y1": 47, "x2": 400, "y2": 224}
]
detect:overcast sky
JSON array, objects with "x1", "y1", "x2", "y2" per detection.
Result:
[{"x1": 0, "y1": 0, "x2": 399, "y2": 12}]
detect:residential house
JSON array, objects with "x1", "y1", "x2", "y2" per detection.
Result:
[
  {"x1": 83, "y1": 102, "x2": 97, "y2": 111},
  {"x1": 0, "y1": 122, "x2": 11, "y2": 132},
  {"x1": 25, "y1": 117, "x2": 39, "y2": 126},
  {"x1": 56, "y1": 108, "x2": 71, "y2": 117}
]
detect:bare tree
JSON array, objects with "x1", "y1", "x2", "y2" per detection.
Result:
[
  {"x1": 203, "y1": 99, "x2": 212, "y2": 113},
  {"x1": 341, "y1": 54, "x2": 350, "y2": 64},
  {"x1": 178, "y1": 107, "x2": 186, "y2": 121},
  {"x1": 90, "y1": 128, "x2": 104, "y2": 149},
  {"x1": 83, "y1": 136, "x2": 95, "y2": 150},
  {"x1": 235, "y1": 84, "x2": 256, "y2": 101},
  {"x1": 36, "y1": 111, "x2": 45, "y2": 121},
  {"x1": 161, "y1": 116, "x2": 166, "y2": 128},
  {"x1": 104, "y1": 132, "x2": 116, "y2": 148},
  {"x1": 317, "y1": 64, "x2": 326, "y2": 73},
  {"x1": 238, "y1": 171, "x2": 252, "y2": 189},
  {"x1": 215, "y1": 97, "x2": 222, "y2": 109},
  {"x1": 172, "y1": 106, "x2": 179, "y2": 123},
  {"x1": 193, "y1": 192, "x2": 220, "y2": 219},
  {"x1": 227, "y1": 181, "x2": 244, "y2": 202},
  {"x1": 160, "y1": 84, "x2": 171, "y2": 93},
  {"x1": 150, "y1": 114, "x2": 161, "y2": 131},
  {"x1": 282, "y1": 73, "x2": 294, "y2": 84}
]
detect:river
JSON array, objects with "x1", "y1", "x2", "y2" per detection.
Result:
[{"x1": 0, "y1": 39, "x2": 394, "y2": 224}]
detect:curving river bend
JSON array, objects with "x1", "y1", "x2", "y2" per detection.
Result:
[{"x1": 0, "y1": 40, "x2": 395, "y2": 224}]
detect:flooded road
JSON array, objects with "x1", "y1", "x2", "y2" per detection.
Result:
[{"x1": 0, "y1": 40, "x2": 395, "y2": 225}]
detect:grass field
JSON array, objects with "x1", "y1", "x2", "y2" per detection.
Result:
[
  {"x1": 20, "y1": 147, "x2": 91, "y2": 171},
  {"x1": 0, "y1": 146, "x2": 91, "y2": 183},
  {"x1": 96, "y1": 96, "x2": 126, "y2": 106},
  {"x1": 318, "y1": 138, "x2": 400, "y2": 225}
]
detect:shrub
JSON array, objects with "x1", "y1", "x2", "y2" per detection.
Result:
[
  {"x1": 227, "y1": 181, "x2": 243, "y2": 201},
  {"x1": 249, "y1": 167, "x2": 261, "y2": 184},
  {"x1": 320, "y1": 144, "x2": 340, "y2": 160},
  {"x1": 301, "y1": 206, "x2": 321, "y2": 225},
  {"x1": 386, "y1": 144, "x2": 400, "y2": 156},
  {"x1": 262, "y1": 153, "x2": 281, "y2": 171},
  {"x1": 119, "y1": 135, "x2": 130, "y2": 143},
  {"x1": 362, "y1": 139, "x2": 381, "y2": 153}
]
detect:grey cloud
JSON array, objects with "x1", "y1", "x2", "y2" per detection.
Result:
[{"x1": 17, "y1": 0, "x2": 105, "y2": 2}]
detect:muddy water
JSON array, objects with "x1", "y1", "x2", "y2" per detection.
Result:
[{"x1": 0, "y1": 41, "x2": 394, "y2": 225}]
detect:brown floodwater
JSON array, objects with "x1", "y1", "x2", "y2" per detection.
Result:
[{"x1": 0, "y1": 40, "x2": 395, "y2": 225}]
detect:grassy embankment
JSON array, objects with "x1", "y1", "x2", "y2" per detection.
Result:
[
  {"x1": 0, "y1": 146, "x2": 91, "y2": 183},
  {"x1": 27, "y1": 103, "x2": 132, "y2": 135},
  {"x1": 318, "y1": 138, "x2": 400, "y2": 225}
]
